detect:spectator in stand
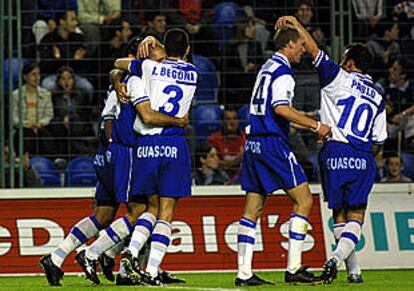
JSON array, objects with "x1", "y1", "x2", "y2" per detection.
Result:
[
  {"x1": 367, "y1": 19, "x2": 401, "y2": 79},
  {"x1": 168, "y1": 1, "x2": 218, "y2": 58},
  {"x1": 293, "y1": 0, "x2": 328, "y2": 112},
  {"x1": 194, "y1": 143, "x2": 230, "y2": 185},
  {"x1": 143, "y1": 12, "x2": 167, "y2": 40},
  {"x1": 31, "y1": 0, "x2": 78, "y2": 44},
  {"x1": 381, "y1": 153, "x2": 412, "y2": 182},
  {"x1": 377, "y1": 57, "x2": 414, "y2": 152},
  {"x1": 4, "y1": 143, "x2": 43, "y2": 188},
  {"x1": 50, "y1": 66, "x2": 95, "y2": 159},
  {"x1": 352, "y1": 0, "x2": 385, "y2": 38},
  {"x1": 100, "y1": 18, "x2": 133, "y2": 88},
  {"x1": 207, "y1": 106, "x2": 246, "y2": 183},
  {"x1": 225, "y1": 18, "x2": 264, "y2": 105},
  {"x1": 77, "y1": 0, "x2": 121, "y2": 56},
  {"x1": 38, "y1": 10, "x2": 86, "y2": 74},
  {"x1": 13, "y1": 63, "x2": 54, "y2": 155}
]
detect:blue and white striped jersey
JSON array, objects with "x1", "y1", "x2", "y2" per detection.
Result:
[
  {"x1": 313, "y1": 51, "x2": 387, "y2": 151},
  {"x1": 101, "y1": 75, "x2": 143, "y2": 146},
  {"x1": 129, "y1": 58, "x2": 198, "y2": 136},
  {"x1": 248, "y1": 52, "x2": 295, "y2": 142}
]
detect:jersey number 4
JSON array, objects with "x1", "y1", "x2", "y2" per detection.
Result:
[
  {"x1": 251, "y1": 75, "x2": 271, "y2": 115},
  {"x1": 337, "y1": 96, "x2": 374, "y2": 138}
]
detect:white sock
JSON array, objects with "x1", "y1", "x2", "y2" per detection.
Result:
[
  {"x1": 287, "y1": 213, "x2": 309, "y2": 274},
  {"x1": 332, "y1": 220, "x2": 362, "y2": 267},
  {"x1": 51, "y1": 215, "x2": 101, "y2": 267},
  {"x1": 237, "y1": 217, "x2": 256, "y2": 280},
  {"x1": 145, "y1": 220, "x2": 172, "y2": 278},
  {"x1": 104, "y1": 241, "x2": 125, "y2": 259},
  {"x1": 129, "y1": 212, "x2": 157, "y2": 258},
  {"x1": 86, "y1": 217, "x2": 133, "y2": 260},
  {"x1": 333, "y1": 223, "x2": 361, "y2": 275}
]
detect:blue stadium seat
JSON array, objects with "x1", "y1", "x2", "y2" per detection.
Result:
[
  {"x1": 214, "y1": 2, "x2": 245, "y2": 46},
  {"x1": 65, "y1": 156, "x2": 97, "y2": 186},
  {"x1": 401, "y1": 151, "x2": 414, "y2": 180},
  {"x1": 193, "y1": 55, "x2": 218, "y2": 103},
  {"x1": 30, "y1": 157, "x2": 61, "y2": 187},
  {"x1": 3, "y1": 58, "x2": 29, "y2": 92},
  {"x1": 193, "y1": 104, "x2": 223, "y2": 145},
  {"x1": 237, "y1": 105, "x2": 250, "y2": 130}
]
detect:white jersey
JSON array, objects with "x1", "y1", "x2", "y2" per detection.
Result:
[
  {"x1": 129, "y1": 58, "x2": 198, "y2": 135},
  {"x1": 313, "y1": 51, "x2": 387, "y2": 151}
]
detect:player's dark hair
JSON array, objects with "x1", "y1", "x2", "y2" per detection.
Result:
[
  {"x1": 343, "y1": 43, "x2": 373, "y2": 74},
  {"x1": 377, "y1": 17, "x2": 398, "y2": 37},
  {"x1": 23, "y1": 62, "x2": 39, "y2": 76},
  {"x1": 126, "y1": 36, "x2": 143, "y2": 57},
  {"x1": 146, "y1": 11, "x2": 165, "y2": 23},
  {"x1": 273, "y1": 26, "x2": 300, "y2": 51},
  {"x1": 164, "y1": 28, "x2": 189, "y2": 58}
]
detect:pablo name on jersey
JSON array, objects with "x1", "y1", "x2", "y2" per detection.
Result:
[{"x1": 325, "y1": 157, "x2": 367, "y2": 170}]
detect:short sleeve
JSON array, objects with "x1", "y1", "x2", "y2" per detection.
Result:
[
  {"x1": 372, "y1": 102, "x2": 387, "y2": 144},
  {"x1": 270, "y1": 74, "x2": 295, "y2": 108},
  {"x1": 101, "y1": 90, "x2": 118, "y2": 120},
  {"x1": 313, "y1": 50, "x2": 341, "y2": 88},
  {"x1": 128, "y1": 59, "x2": 144, "y2": 77},
  {"x1": 128, "y1": 76, "x2": 149, "y2": 106}
]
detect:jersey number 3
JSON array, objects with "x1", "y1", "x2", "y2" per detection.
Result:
[{"x1": 160, "y1": 85, "x2": 183, "y2": 116}]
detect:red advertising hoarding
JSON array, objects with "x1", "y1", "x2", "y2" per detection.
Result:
[{"x1": 0, "y1": 195, "x2": 326, "y2": 274}]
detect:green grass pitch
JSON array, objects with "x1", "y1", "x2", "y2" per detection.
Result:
[{"x1": 0, "y1": 270, "x2": 413, "y2": 290}]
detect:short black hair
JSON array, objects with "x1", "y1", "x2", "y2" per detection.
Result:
[
  {"x1": 343, "y1": 43, "x2": 373, "y2": 74},
  {"x1": 108, "y1": 18, "x2": 129, "y2": 38},
  {"x1": 273, "y1": 26, "x2": 300, "y2": 51},
  {"x1": 164, "y1": 28, "x2": 189, "y2": 58},
  {"x1": 23, "y1": 62, "x2": 39, "y2": 75},
  {"x1": 195, "y1": 143, "x2": 213, "y2": 168},
  {"x1": 146, "y1": 11, "x2": 165, "y2": 23},
  {"x1": 126, "y1": 36, "x2": 143, "y2": 57},
  {"x1": 296, "y1": 0, "x2": 314, "y2": 9},
  {"x1": 385, "y1": 152, "x2": 403, "y2": 165},
  {"x1": 377, "y1": 18, "x2": 398, "y2": 37}
]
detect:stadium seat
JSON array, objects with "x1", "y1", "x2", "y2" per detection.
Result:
[
  {"x1": 65, "y1": 156, "x2": 97, "y2": 187},
  {"x1": 237, "y1": 104, "x2": 250, "y2": 130},
  {"x1": 214, "y1": 2, "x2": 245, "y2": 46},
  {"x1": 193, "y1": 55, "x2": 218, "y2": 103},
  {"x1": 193, "y1": 104, "x2": 223, "y2": 145},
  {"x1": 3, "y1": 58, "x2": 29, "y2": 92},
  {"x1": 401, "y1": 151, "x2": 414, "y2": 180},
  {"x1": 30, "y1": 157, "x2": 61, "y2": 187}
]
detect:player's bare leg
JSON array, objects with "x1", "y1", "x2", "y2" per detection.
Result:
[
  {"x1": 332, "y1": 209, "x2": 363, "y2": 283},
  {"x1": 323, "y1": 208, "x2": 365, "y2": 284},
  {"x1": 235, "y1": 192, "x2": 274, "y2": 286},
  {"x1": 284, "y1": 182, "x2": 322, "y2": 284},
  {"x1": 40, "y1": 205, "x2": 117, "y2": 286}
]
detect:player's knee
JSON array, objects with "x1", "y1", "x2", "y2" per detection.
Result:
[
  {"x1": 94, "y1": 212, "x2": 115, "y2": 228},
  {"x1": 128, "y1": 203, "x2": 147, "y2": 220}
]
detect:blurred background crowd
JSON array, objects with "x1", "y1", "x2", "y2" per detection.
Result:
[{"x1": 2, "y1": 0, "x2": 413, "y2": 187}]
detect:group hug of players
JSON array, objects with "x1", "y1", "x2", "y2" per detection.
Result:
[{"x1": 39, "y1": 15, "x2": 386, "y2": 287}]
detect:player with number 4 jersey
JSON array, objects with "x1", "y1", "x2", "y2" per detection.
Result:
[
  {"x1": 276, "y1": 16, "x2": 387, "y2": 285},
  {"x1": 236, "y1": 25, "x2": 331, "y2": 287}
]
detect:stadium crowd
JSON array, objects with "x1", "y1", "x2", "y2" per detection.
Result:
[{"x1": 3, "y1": 0, "x2": 414, "y2": 187}]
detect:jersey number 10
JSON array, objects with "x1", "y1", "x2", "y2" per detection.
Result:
[{"x1": 337, "y1": 96, "x2": 374, "y2": 138}]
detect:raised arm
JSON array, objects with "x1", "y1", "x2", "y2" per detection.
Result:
[{"x1": 275, "y1": 16, "x2": 320, "y2": 59}]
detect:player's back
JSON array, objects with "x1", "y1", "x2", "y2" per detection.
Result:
[
  {"x1": 314, "y1": 51, "x2": 387, "y2": 151},
  {"x1": 130, "y1": 58, "x2": 198, "y2": 136},
  {"x1": 248, "y1": 53, "x2": 295, "y2": 142}
]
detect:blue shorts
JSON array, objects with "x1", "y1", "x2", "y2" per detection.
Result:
[
  {"x1": 131, "y1": 135, "x2": 191, "y2": 198},
  {"x1": 319, "y1": 141, "x2": 376, "y2": 210},
  {"x1": 241, "y1": 136, "x2": 307, "y2": 194},
  {"x1": 108, "y1": 143, "x2": 134, "y2": 203},
  {"x1": 93, "y1": 146, "x2": 116, "y2": 206}
]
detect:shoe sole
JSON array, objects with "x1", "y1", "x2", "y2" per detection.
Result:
[
  {"x1": 120, "y1": 257, "x2": 141, "y2": 284},
  {"x1": 285, "y1": 280, "x2": 324, "y2": 285}
]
